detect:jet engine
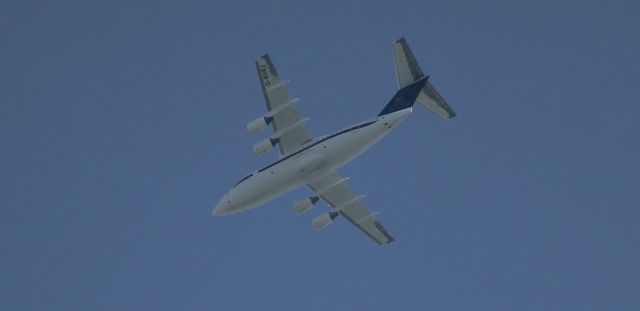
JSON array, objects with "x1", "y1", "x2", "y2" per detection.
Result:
[
  {"x1": 293, "y1": 196, "x2": 319, "y2": 215},
  {"x1": 311, "y1": 211, "x2": 339, "y2": 230},
  {"x1": 246, "y1": 116, "x2": 273, "y2": 133},
  {"x1": 252, "y1": 138, "x2": 279, "y2": 156}
]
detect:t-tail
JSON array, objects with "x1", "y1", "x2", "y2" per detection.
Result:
[{"x1": 392, "y1": 37, "x2": 456, "y2": 119}]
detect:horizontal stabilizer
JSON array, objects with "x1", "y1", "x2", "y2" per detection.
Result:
[
  {"x1": 393, "y1": 38, "x2": 456, "y2": 119},
  {"x1": 417, "y1": 80, "x2": 456, "y2": 119}
]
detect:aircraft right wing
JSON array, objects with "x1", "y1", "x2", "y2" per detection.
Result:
[
  {"x1": 255, "y1": 55, "x2": 314, "y2": 156},
  {"x1": 307, "y1": 171, "x2": 394, "y2": 245}
]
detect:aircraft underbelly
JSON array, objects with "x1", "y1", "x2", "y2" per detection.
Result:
[
  {"x1": 325, "y1": 121, "x2": 388, "y2": 169},
  {"x1": 227, "y1": 120, "x2": 390, "y2": 213}
]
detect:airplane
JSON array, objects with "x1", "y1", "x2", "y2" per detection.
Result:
[{"x1": 212, "y1": 38, "x2": 456, "y2": 245}]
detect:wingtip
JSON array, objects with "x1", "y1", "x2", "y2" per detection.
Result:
[{"x1": 255, "y1": 54, "x2": 278, "y2": 77}]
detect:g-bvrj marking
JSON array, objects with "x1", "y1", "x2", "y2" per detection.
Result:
[{"x1": 259, "y1": 64, "x2": 271, "y2": 86}]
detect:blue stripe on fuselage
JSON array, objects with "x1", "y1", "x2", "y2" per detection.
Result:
[{"x1": 256, "y1": 120, "x2": 377, "y2": 174}]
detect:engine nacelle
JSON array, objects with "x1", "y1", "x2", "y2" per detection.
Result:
[
  {"x1": 246, "y1": 116, "x2": 273, "y2": 134},
  {"x1": 252, "y1": 138, "x2": 279, "y2": 156},
  {"x1": 293, "y1": 196, "x2": 319, "y2": 215},
  {"x1": 311, "y1": 211, "x2": 339, "y2": 230}
]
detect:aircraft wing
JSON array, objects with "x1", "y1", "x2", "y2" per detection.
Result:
[
  {"x1": 307, "y1": 171, "x2": 394, "y2": 245},
  {"x1": 256, "y1": 55, "x2": 313, "y2": 156}
]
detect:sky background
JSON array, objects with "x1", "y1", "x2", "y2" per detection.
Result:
[{"x1": 1, "y1": 0, "x2": 639, "y2": 310}]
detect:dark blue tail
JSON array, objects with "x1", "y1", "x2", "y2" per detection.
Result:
[{"x1": 377, "y1": 77, "x2": 428, "y2": 116}]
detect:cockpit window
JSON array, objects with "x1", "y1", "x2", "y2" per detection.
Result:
[{"x1": 234, "y1": 173, "x2": 253, "y2": 186}]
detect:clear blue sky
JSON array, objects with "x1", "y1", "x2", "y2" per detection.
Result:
[{"x1": 1, "y1": 0, "x2": 639, "y2": 310}]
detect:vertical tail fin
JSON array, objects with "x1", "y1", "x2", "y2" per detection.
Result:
[
  {"x1": 378, "y1": 77, "x2": 428, "y2": 116},
  {"x1": 393, "y1": 38, "x2": 456, "y2": 119},
  {"x1": 393, "y1": 38, "x2": 425, "y2": 88}
]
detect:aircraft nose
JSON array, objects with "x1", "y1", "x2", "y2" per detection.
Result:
[{"x1": 212, "y1": 195, "x2": 233, "y2": 216}]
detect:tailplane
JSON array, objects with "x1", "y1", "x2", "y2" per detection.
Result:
[{"x1": 393, "y1": 38, "x2": 456, "y2": 119}]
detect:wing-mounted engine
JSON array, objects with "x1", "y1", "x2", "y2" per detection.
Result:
[
  {"x1": 246, "y1": 98, "x2": 300, "y2": 134},
  {"x1": 293, "y1": 196, "x2": 319, "y2": 214},
  {"x1": 309, "y1": 194, "x2": 366, "y2": 230},
  {"x1": 252, "y1": 138, "x2": 280, "y2": 156},
  {"x1": 312, "y1": 211, "x2": 339, "y2": 230},
  {"x1": 246, "y1": 116, "x2": 273, "y2": 133},
  {"x1": 293, "y1": 177, "x2": 351, "y2": 215},
  {"x1": 250, "y1": 117, "x2": 310, "y2": 156},
  {"x1": 311, "y1": 194, "x2": 366, "y2": 230}
]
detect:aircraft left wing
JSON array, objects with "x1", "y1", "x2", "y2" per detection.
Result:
[
  {"x1": 307, "y1": 171, "x2": 394, "y2": 245},
  {"x1": 256, "y1": 55, "x2": 313, "y2": 156}
]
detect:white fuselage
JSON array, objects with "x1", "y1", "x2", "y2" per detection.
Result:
[{"x1": 212, "y1": 107, "x2": 413, "y2": 216}]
